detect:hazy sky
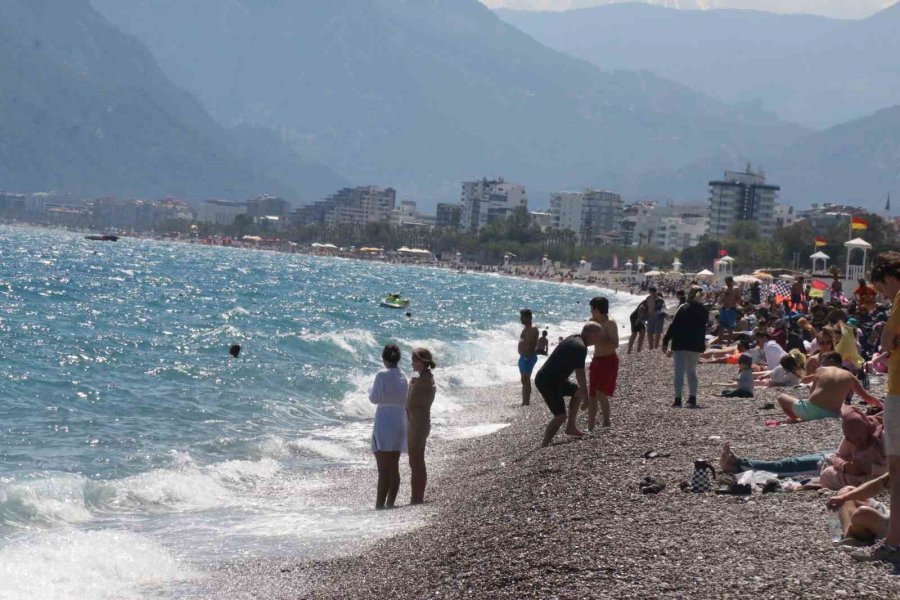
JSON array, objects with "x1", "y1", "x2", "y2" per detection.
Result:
[{"x1": 481, "y1": 0, "x2": 898, "y2": 19}]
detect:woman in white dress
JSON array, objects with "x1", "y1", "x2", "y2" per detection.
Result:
[{"x1": 369, "y1": 344, "x2": 408, "y2": 509}]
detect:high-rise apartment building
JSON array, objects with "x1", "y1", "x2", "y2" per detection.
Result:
[
  {"x1": 707, "y1": 166, "x2": 779, "y2": 240},
  {"x1": 293, "y1": 186, "x2": 397, "y2": 226},
  {"x1": 459, "y1": 178, "x2": 527, "y2": 232},
  {"x1": 549, "y1": 190, "x2": 623, "y2": 244},
  {"x1": 436, "y1": 203, "x2": 461, "y2": 229}
]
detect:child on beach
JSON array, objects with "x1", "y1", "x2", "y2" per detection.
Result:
[
  {"x1": 369, "y1": 344, "x2": 409, "y2": 510},
  {"x1": 721, "y1": 353, "x2": 754, "y2": 398}
]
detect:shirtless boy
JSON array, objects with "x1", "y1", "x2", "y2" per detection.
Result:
[
  {"x1": 778, "y1": 351, "x2": 883, "y2": 422},
  {"x1": 518, "y1": 309, "x2": 540, "y2": 406},
  {"x1": 588, "y1": 297, "x2": 619, "y2": 430},
  {"x1": 535, "y1": 322, "x2": 604, "y2": 447}
]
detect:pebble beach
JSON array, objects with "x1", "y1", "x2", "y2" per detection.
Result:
[{"x1": 192, "y1": 350, "x2": 899, "y2": 599}]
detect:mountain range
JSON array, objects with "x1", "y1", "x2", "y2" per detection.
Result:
[
  {"x1": 2, "y1": 0, "x2": 895, "y2": 212},
  {"x1": 497, "y1": 2, "x2": 900, "y2": 129},
  {"x1": 0, "y1": 0, "x2": 343, "y2": 203},
  {"x1": 90, "y1": 0, "x2": 807, "y2": 208},
  {"x1": 484, "y1": 1, "x2": 896, "y2": 20}
]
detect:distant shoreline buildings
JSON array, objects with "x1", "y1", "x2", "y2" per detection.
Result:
[{"x1": 2, "y1": 165, "x2": 896, "y2": 248}]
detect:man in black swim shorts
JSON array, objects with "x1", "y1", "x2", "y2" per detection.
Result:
[{"x1": 535, "y1": 322, "x2": 604, "y2": 447}]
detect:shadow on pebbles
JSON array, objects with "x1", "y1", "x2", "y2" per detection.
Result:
[{"x1": 195, "y1": 351, "x2": 899, "y2": 599}]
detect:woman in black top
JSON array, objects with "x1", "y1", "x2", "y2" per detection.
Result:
[{"x1": 662, "y1": 285, "x2": 709, "y2": 408}]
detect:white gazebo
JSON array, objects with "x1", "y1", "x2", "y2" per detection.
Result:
[
  {"x1": 636, "y1": 258, "x2": 646, "y2": 274},
  {"x1": 541, "y1": 255, "x2": 552, "y2": 275},
  {"x1": 455, "y1": 252, "x2": 463, "y2": 266},
  {"x1": 810, "y1": 250, "x2": 831, "y2": 275},
  {"x1": 576, "y1": 259, "x2": 592, "y2": 279},
  {"x1": 844, "y1": 238, "x2": 872, "y2": 282},
  {"x1": 672, "y1": 258, "x2": 682, "y2": 273},
  {"x1": 624, "y1": 260, "x2": 634, "y2": 273},
  {"x1": 716, "y1": 255, "x2": 735, "y2": 280}
]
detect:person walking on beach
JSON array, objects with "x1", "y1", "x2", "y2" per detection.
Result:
[
  {"x1": 588, "y1": 297, "x2": 619, "y2": 430},
  {"x1": 407, "y1": 348, "x2": 437, "y2": 505},
  {"x1": 717, "y1": 276, "x2": 742, "y2": 343},
  {"x1": 518, "y1": 309, "x2": 540, "y2": 406},
  {"x1": 646, "y1": 296, "x2": 667, "y2": 350},
  {"x1": 662, "y1": 285, "x2": 709, "y2": 408},
  {"x1": 369, "y1": 344, "x2": 408, "y2": 509},
  {"x1": 627, "y1": 291, "x2": 653, "y2": 354},
  {"x1": 535, "y1": 322, "x2": 605, "y2": 446}
]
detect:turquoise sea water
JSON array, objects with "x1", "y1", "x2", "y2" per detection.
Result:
[{"x1": 0, "y1": 226, "x2": 638, "y2": 599}]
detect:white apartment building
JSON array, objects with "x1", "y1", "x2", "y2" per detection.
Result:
[
  {"x1": 658, "y1": 216, "x2": 708, "y2": 251},
  {"x1": 774, "y1": 202, "x2": 797, "y2": 229},
  {"x1": 197, "y1": 200, "x2": 247, "y2": 226},
  {"x1": 708, "y1": 166, "x2": 779, "y2": 240},
  {"x1": 549, "y1": 190, "x2": 623, "y2": 244},
  {"x1": 459, "y1": 178, "x2": 527, "y2": 232},
  {"x1": 621, "y1": 201, "x2": 707, "y2": 249}
]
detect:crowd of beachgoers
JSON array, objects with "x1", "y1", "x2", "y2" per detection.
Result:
[{"x1": 364, "y1": 250, "x2": 900, "y2": 568}]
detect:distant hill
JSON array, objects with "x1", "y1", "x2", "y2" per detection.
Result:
[
  {"x1": 91, "y1": 0, "x2": 805, "y2": 207},
  {"x1": 497, "y1": 2, "x2": 900, "y2": 129},
  {"x1": 768, "y1": 105, "x2": 900, "y2": 208},
  {"x1": 486, "y1": 0, "x2": 894, "y2": 20},
  {"x1": 0, "y1": 0, "x2": 342, "y2": 202}
]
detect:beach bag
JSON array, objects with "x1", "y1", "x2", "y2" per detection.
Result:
[{"x1": 690, "y1": 459, "x2": 717, "y2": 493}]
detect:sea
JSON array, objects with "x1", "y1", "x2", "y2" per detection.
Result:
[{"x1": 0, "y1": 226, "x2": 641, "y2": 600}]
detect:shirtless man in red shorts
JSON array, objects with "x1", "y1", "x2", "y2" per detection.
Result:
[{"x1": 587, "y1": 296, "x2": 620, "y2": 430}]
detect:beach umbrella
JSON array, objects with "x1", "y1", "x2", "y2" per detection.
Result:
[
  {"x1": 733, "y1": 274, "x2": 760, "y2": 284},
  {"x1": 643, "y1": 270, "x2": 663, "y2": 277},
  {"x1": 695, "y1": 269, "x2": 715, "y2": 279}
]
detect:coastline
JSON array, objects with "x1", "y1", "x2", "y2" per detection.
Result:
[{"x1": 189, "y1": 351, "x2": 898, "y2": 599}]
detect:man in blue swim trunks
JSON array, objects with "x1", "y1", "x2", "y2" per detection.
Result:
[
  {"x1": 518, "y1": 309, "x2": 540, "y2": 406},
  {"x1": 717, "y1": 276, "x2": 742, "y2": 343}
]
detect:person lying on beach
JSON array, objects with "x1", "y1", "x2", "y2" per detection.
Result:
[
  {"x1": 777, "y1": 352, "x2": 884, "y2": 423},
  {"x1": 720, "y1": 353, "x2": 754, "y2": 398},
  {"x1": 720, "y1": 406, "x2": 885, "y2": 490},
  {"x1": 701, "y1": 339, "x2": 751, "y2": 364},
  {"x1": 534, "y1": 322, "x2": 604, "y2": 447},
  {"x1": 753, "y1": 353, "x2": 804, "y2": 388}
]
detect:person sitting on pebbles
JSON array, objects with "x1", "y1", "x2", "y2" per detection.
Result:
[
  {"x1": 826, "y1": 473, "x2": 891, "y2": 556},
  {"x1": 720, "y1": 405, "x2": 886, "y2": 490},
  {"x1": 777, "y1": 351, "x2": 883, "y2": 422}
]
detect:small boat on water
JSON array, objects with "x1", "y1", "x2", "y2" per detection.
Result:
[
  {"x1": 380, "y1": 293, "x2": 411, "y2": 309},
  {"x1": 85, "y1": 235, "x2": 119, "y2": 242}
]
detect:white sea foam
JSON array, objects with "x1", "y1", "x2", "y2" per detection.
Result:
[
  {"x1": 0, "y1": 474, "x2": 93, "y2": 528},
  {"x1": 0, "y1": 530, "x2": 193, "y2": 600},
  {"x1": 307, "y1": 329, "x2": 378, "y2": 355}
]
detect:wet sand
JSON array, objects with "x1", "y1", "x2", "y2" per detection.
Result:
[{"x1": 188, "y1": 351, "x2": 898, "y2": 599}]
